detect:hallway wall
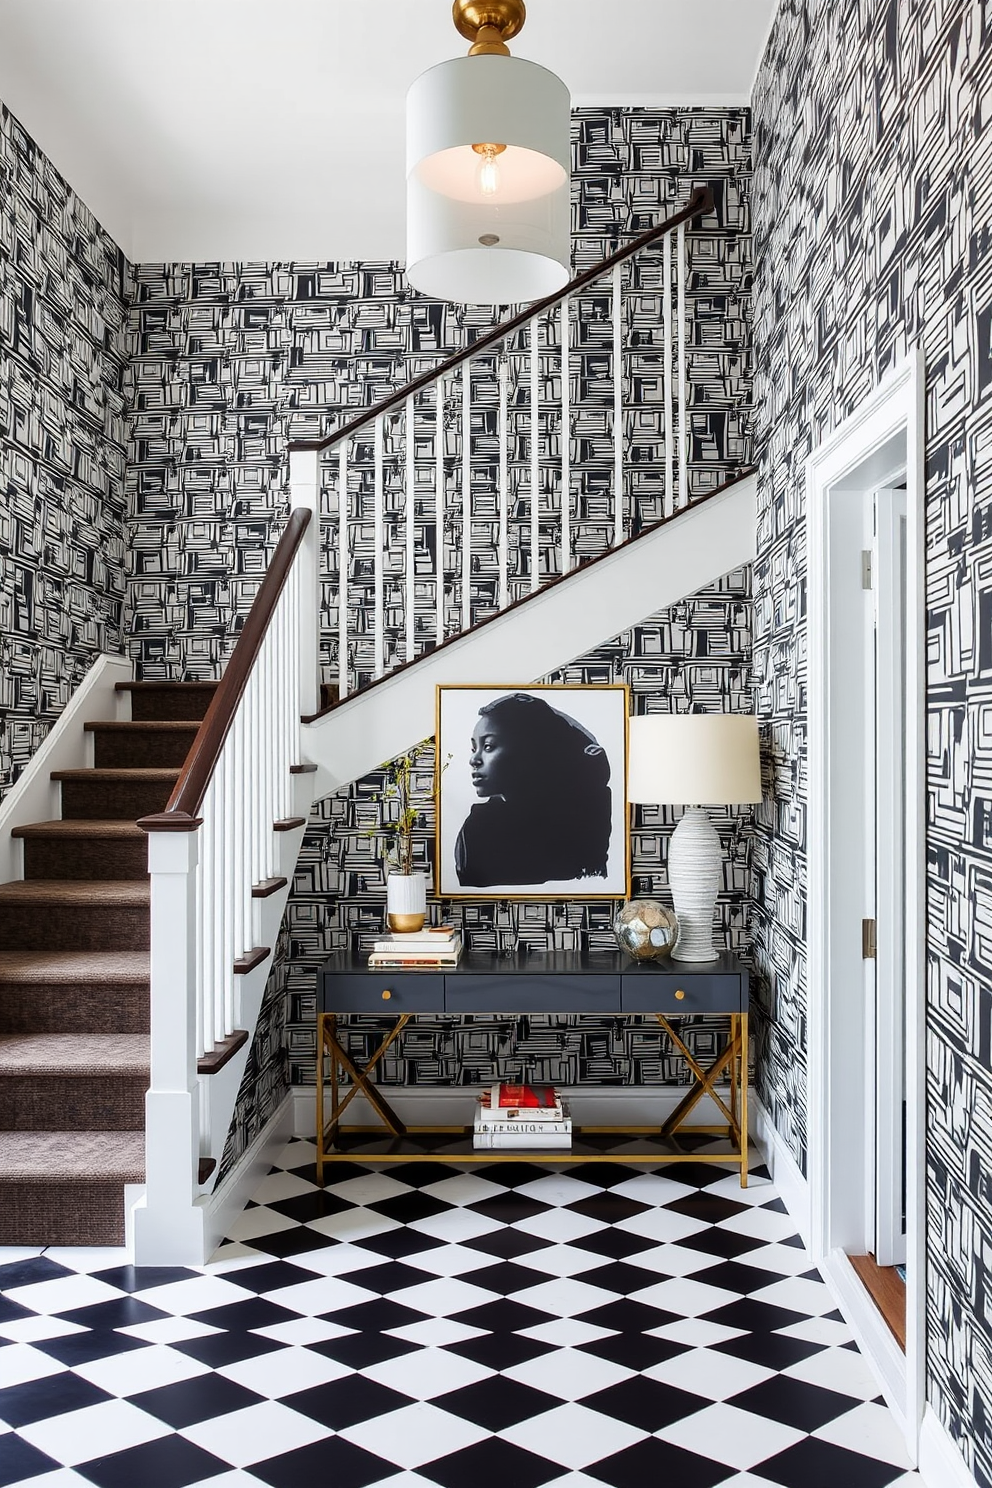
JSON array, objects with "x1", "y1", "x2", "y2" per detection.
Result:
[
  {"x1": 750, "y1": 1, "x2": 992, "y2": 1480},
  {"x1": 0, "y1": 102, "x2": 131, "y2": 800}
]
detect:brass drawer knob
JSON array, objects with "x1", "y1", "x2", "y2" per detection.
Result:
[
  {"x1": 381, "y1": 989, "x2": 392, "y2": 1001},
  {"x1": 674, "y1": 989, "x2": 686, "y2": 1001}
]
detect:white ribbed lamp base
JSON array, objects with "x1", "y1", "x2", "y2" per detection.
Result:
[{"x1": 668, "y1": 807, "x2": 722, "y2": 962}]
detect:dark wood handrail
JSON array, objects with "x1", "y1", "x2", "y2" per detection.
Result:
[
  {"x1": 302, "y1": 465, "x2": 755, "y2": 724},
  {"x1": 287, "y1": 185, "x2": 714, "y2": 456},
  {"x1": 138, "y1": 507, "x2": 312, "y2": 833}
]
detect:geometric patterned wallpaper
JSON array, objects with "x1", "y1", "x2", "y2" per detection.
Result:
[
  {"x1": 0, "y1": 103, "x2": 131, "y2": 798},
  {"x1": 124, "y1": 109, "x2": 756, "y2": 1171},
  {"x1": 752, "y1": 2, "x2": 992, "y2": 1481}
]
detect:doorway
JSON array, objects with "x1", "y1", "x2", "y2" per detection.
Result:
[{"x1": 805, "y1": 353, "x2": 925, "y2": 1456}]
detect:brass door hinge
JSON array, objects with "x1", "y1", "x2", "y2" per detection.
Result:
[{"x1": 862, "y1": 918, "x2": 877, "y2": 959}]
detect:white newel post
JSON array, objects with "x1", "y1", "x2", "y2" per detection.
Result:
[
  {"x1": 289, "y1": 449, "x2": 321, "y2": 717},
  {"x1": 133, "y1": 828, "x2": 206, "y2": 1265}
]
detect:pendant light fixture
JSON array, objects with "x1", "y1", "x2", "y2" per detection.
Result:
[{"x1": 406, "y1": 0, "x2": 571, "y2": 305}]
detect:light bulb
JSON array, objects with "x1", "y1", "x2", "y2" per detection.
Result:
[{"x1": 473, "y1": 142, "x2": 505, "y2": 198}]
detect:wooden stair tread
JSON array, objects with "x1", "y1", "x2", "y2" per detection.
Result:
[
  {"x1": 116, "y1": 681, "x2": 217, "y2": 692},
  {"x1": 0, "y1": 1033, "x2": 148, "y2": 1074},
  {"x1": 0, "y1": 1130, "x2": 144, "y2": 1181},
  {"x1": 0, "y1": 880, "x2": 150, "y2": 906},
  {"x1": 84, "y1": 721, "x2": 200, "y2": 733},
  {"x1": 0, "y1": 950, "x2": 149, "y2": 983},
  {"x1": 12, "y1": 819, "x2": 147, "y2": 840},
  {"x1": 50, "y1": 768, "x2": 180, "y2": 782}
]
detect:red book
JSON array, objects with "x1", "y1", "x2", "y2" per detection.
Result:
[{"x1": 494, "y1": 1083, "x2": 559, "y2": 1110}]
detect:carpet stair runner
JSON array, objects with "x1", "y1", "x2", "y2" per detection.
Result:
[{"x1": 0, "y1": 681, "x2": 217, "y2": 1246}]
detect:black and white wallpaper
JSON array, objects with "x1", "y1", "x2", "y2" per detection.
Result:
[
  {"x1": 0, "y1": 103, "x2": 131, "y2": 799},
  {"x1": 129, "y1": 108, "x2": 755, "y2": 1172},
  {"x1": 752, "y1": 1, "x2": 992, "y2": 1480}
]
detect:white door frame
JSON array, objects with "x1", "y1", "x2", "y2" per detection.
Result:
[{"x1": 806, "y1": 349, "x2": 926, "y2": 1454}]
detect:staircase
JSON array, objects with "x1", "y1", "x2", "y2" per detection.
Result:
[{"x1": 0, "y1": 682, "x2": 216, "y2": 1245}]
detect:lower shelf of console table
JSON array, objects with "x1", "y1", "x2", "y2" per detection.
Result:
[{"x1": 316, "y1": 950, "x2": 750, "y2": 1185}]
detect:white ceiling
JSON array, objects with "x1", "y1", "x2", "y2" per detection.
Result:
[{"x1": 0, "y1": 0, "x2": 776, "y2": 263}]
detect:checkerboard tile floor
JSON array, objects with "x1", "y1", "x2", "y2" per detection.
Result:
[{"x1": 0, "y1": 1139, "x2": 923, "y2": 1487}]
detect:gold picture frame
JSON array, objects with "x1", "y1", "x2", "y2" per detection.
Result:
[{"x1": 434, "y1": 683, "x2": 631, "y2": 900}]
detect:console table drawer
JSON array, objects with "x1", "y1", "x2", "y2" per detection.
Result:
[
  {"x1": 621, "y1": 973, "x2": 743, "y2": 1015},
  {"x1": 323, "y1": 973, "x2": 445, "y2": 1013},
  {"x1": 448, "y1": 974, "x2": 620, "y2": 1014}
]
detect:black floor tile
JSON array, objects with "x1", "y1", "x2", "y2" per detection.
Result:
[
  {"x1": 311, "y1": 1331, "x2": 420, "y2": 1369},
  {"x1": 266, "y1": 1190, "x2": 356, "y2": 1223},
  {"x1": 353, "y1": 1228, "x2": 447, "y2": 1260},
  {"x1": 339, "y1": 1260, "x2": 434, "y2": 1295},
  {"x1": 586, "y1": 1435, "x2": 735, "y2": 1487},
  {"x1": 217, "y1": 1258, "x2": 325, "y2": 1294},
  {"x1": 466, "y1": 1194, "x2": 552, "y2": 1223},
  {"x1": 364, "y1": 1191, "x2": 451, "y2": 1224},
  {"x1": 575, "y1": 1228, "x2": 661, "y2": 1261},
  {"x1": 0, "y1": 1256, "x2": 71, "y2": 1288},
  {"x1": 756, "y1": 1435, "x2": 907, "y2": 1488},
  {"x1": 679, "y1": 1226, "x2": 767, "y2": 1260},
  {"x1": 249, "y1": 1224, "x2": 349, "y2": 1258},
  {"x1": 420, "y1": 1435, "x2": 562, "y2": 1488},
  {"x1": 714, "y1": 1329, "x2": 825, "y2": 1370},
  {"x1": 664, "y1": 1192, "x2": 751, "y2": 1223},
  {"x1": 252, "y1": 1434, "x2": 392, "y2": 1488},
  {"x1": 564, "y1": 1194, "x2": 653, "y2": 1223},
  {"x1": 455, "y1": 1298, "x2": 558, "y2": 1334},
  {"x1": 0, "y1": 1432, "x2": 60, "y2": 1487},
  {"x1": 688, "y1": 1258, "x2": 788, "y2": 1294},
  {"x1": 173, "y1": 1330, "x2": 285, "y2": 1368},
  {"x1": 282, "y1": 1374, "x2": 413, "y2": 1429},
  {"x1": 703, "y1": 1297, "x2": 809, "y2": 1334},
  {"x1": 447, "y1": 1330, "x2": 555, "y2": 1372},
  {"x1": 34, "y1": 1331, "x2": 148, "y2": 1366},
  {"x1": 731, "y1": 1373, "x2": 862, "y2": 1432},
  {"x1": 577, "y1": 1260, "x2": 671, "y2": 1294},
  {"x1": 76, "y1": 1433, "x2": 228, "y2": 1488},
  {"x1": 189, "y1": 1298, "x2": 302, "y2": 1331},
  {"x1": 578, "y1": 1331, "x2": 690, "y2": 1371},
  {"x1": 577, "y1": 1299, "x2": 679, "y2": 1333},
  {"x1": 321, "y1": 1298, "x2": 429, "y2": 1333},
  {"x1": 129, "y1": 1373, "x2": 266, "y2": 1427},
  {"x1": 460, "y1": 1261, "x2": 550, "y2": 1296},
  {"x1": 88, "y1": 1266, "x2": 199, "y2": 1294},
  {"x1": 435, "y1": 1374, "x2": 556, "y2": 1430},
  {"x1": 59, "y1": 1297, "x2": 171, "y2": 1330},
  {"x1": 459, "y1": 1229, "x2": 553, "y2": 1261},
  {"x1": 0, "y1": 1371, "x2": 113, "y2": 1427},
  {"x1": 582, "y1": 1374, "x2": 713, "y2": 1432}
]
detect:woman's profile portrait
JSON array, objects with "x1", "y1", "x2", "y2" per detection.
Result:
[{"x1": 435, "y1": 685, "x2": 630, "y2": 897}]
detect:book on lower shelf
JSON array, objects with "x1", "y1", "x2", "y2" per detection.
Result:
[{"x1": 474, "y1": 1084, "x2": 572, "y2": 1150}]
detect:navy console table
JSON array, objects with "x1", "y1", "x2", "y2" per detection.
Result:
[{"x1": 316, "y1": 949, "x2": 750, "y2": 1185}]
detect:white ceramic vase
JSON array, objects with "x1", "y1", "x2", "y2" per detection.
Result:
[
  {"x1": 668, "y1": 807, "x2": 722, "y2": 961},
  {"x1": 387, "y1": 872, "x2": 427, "y2": 933}
]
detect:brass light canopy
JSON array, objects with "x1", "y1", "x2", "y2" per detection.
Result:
[{"x1": 406, "y1": 0, "x2": 570, "y2": 305}]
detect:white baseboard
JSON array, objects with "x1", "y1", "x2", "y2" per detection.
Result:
[
  {"x1": 200, "y1": 1092, "x2": 296, "y2": 1261},
  {"x1": 749, "y1": 1093, "x2": 810, "y2": 1247},
  {"x1": 919, "y1": 1407, "x2": 979, "y2": 1488},
  {"x1": 820, "y1": 1247, "x2": 911, "y2": 1448},
  {"x1": 291, "y1": 1083, "x2": 737, "y2": 1136}
]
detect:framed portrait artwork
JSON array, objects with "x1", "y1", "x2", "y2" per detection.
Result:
[{"x1": 435, "y1": 684, "x2": 630, "y2": 899}]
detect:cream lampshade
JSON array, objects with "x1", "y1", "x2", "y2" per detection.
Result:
[{"x1": 628, "y1": 715, "x2": 762, "y2": 962}]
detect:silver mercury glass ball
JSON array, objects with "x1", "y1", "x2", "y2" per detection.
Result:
[{"x1": 613, "y1": 898, "x2": 680, "y2": 960}]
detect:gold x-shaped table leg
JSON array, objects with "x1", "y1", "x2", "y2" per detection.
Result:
[
  {"x1": 316, "y1": 1012, "x2": 411, "y2": 1185},
  {"x1": 656, "y1": 1012, "x2": 749, "y2": 1186}
]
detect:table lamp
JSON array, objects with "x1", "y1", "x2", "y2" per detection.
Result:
[{"x1": 627, "y1": 714, "x2": 762, "y2": 962}]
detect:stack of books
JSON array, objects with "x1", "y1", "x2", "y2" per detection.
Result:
[
  {"x1": 368, "y1": 925, "x2": 462, "y2": 968},
  {"x1": 474, "y1": 1082, "x2": 572, "y2": 1150}
]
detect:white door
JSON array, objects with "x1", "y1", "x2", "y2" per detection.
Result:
[{"x1": 871, "y1": 487, "x2": 908, "y2": 1269}]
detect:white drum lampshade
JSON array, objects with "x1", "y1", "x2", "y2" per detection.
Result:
[
  {"x1": 628, "y1": 715, "x2": 762, "y2": 962},
  {"x1": 406, "y1": 49, "x2": 571, "y2": 305}
]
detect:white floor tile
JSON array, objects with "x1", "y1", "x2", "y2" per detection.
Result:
[
  {"x1": 750, "y1": 1275, "x2": 836, "y2": 1316},
  {"x1": 657, "y1": 1400, "x2": 805, "y2": 1469},
  {"x1": 507, "y1": 1276, "x2": 619, "y2": 1318},
  {"x1": 269, "y1": 1140, "x2": 317, "y2": 1171},
  {"x1": 130, "y1": 1274, "x2": 255, "y2": 1316},
  {"x1": 644, "y1": 1345, "x2": 775, "y2": 1401},
  {"x1": 501, "y1": 1401, "x2": 647, "y2": 1469},
  {"x1": 613, "y1": 1208, "x2": 710, "y2": 1245},
  {"x1": 198, "y1": 1245, "x2": 267, "y2": 1273},
  {"x1": 776, "y1": 1315, "x2": 854, "y2": 1346},
  {"x1": 388, "y1": 1276, "x2": 500, "y2": 1317},
  {"x1": 75, "y1": 1343, "x2": 210, "y2": 1396},
  {"x1": 406, "y1": 1208, "x2": 504, "y2": 1243},
  {"x1": 2, "y1": 1469, "x2": 94, "y2": 1487},
  {"x1": 368, "y1": 1474, "x2": 445, "y2": 1488},
  {"x1": 0, "y1": 1247, "x2": 45, "y2": 1263},
  {"x1": 386, "y1": 1317, "x2": 488, "y2": 1347},
  {"x1": 419, "y1": 1173, "x2": 507, "y2": 1207},
  {"x1": 306, "y1": 1207, "x2": 402, "y2": 1242},
  {"x1": 264, "y1": 1274, "x2": 377, "y2": 1316},
  {"x1": 813, "y1": 1401, "x2": 916, "y2": 1468},
  {"x1": 5, "y1": 1274, "x2": 126, "y2": 1316},
  {"x1": 512, "y1": 1244, "x2": 608, "y2": 1278},
  {"x1": 116, "y1": 1317, "x2": 224, "y2": 1345},
  {"x1": 340, "y1": 1401, "x2": 490, "y2": 1468},
  {"x1": 217, "y1": 1344, "x2": 353, "y2": 1398},
  {"x1": 286, "y1": 1242, "x2": 389, "y2": 1276},
  {"x1": 733, "y1": 1243, "x2": 820, "y2": 1277},
  {"x1": 503, "y1": 1347, "x2": 635, "y2": 1401},
  {"x1": 706, "y1": 1173, "x2": 778, "y2": 1206},
  {"x1": 251, "y1": 1316, "x2": 356, "y2": 1346},
  {"x1": 41, "y1": 1247, "x2": 130, "y2": 1274},
  {"x1": 402, "y1": 1243, "x2": 498, "y2": 1278},
  {"x1": 0, "y1": 1316, "x2": 88, "y2": 1344},
  {"x1": 717, "y1": 1207, "x2": 800, "y2": 1242},
  {"x1": 626, "y1": 1242, "x2": 726, "y2": 1277},
  {"x1": 629, "y1": 1275, "x2": 742, "y2": 1317},
  {"x1": 514, "y1": 1175, "x2": 602, "y2": 1207},
  {"x1": 326, "y1": 1173, "x2": 413, "y2": 1205},
  {"x1": 18, "y1": 1398, "x2": 170, "y2": 1466},
  {"x1": 648, "y1": 1316, "x2": 747, "y2": 1347},
  {"x1": 783, "y1": 1346, "x2": 885, "y2": 1400},
  {"x1": 609, "y1": 1172, "x2": 697, "y2": 1204},
  {"x1": 223, "y1": 1207, "x2": 300, "y2": 1243},
  {"x1": 0, "y1": 1343, "x2": 67, "y2": 1387},
  {"x1": 180, "y1": 1399, "x2": 330, "y2": 1467},
  {"x1": 513, "y1": 1209, "x2": 606, "y2": 1244},
  {"x1": 246, "y1": 1170, "x2": 317, "y2": 1205},
  {"x1": 184, "y1": 1473, "x2": 271, "y2": 1487},
  {"x1": 518, "y1": 1317, "x2": 616, "y2": 1348},
  {"x1": 360, "y1": 1345, "x2": 495, "y2": 1400}
]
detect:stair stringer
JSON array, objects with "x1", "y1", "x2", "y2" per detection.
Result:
[{"x1": 303, "y1": 475, "x2": 757, "y2": 796}]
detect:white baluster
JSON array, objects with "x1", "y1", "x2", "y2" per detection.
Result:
[
  {"x1": 338, "y1": 441, "x2": 349, "y2": 701},
  {"x1": 374, "y1": 413, "x2": 385, "y2": 678},
  {"x1": 530, "y1": 315, "x2": 539, "y2": 591},
  {"x1": 405, "y1": 394, "x2": 416, "y2": 663},
  {"x1": 435, "y1": 376, "x2": 445, "y2": 644},
  {"x1": 247, "y1": 666, "x2": 261, "y2": 889},
  {"x1": 288, "y1": 447, "x2": 319, "y2": 718},
  {"x1": 560, "y1": 297, "x2": 571, "y2": 574},
  {"x1": 498, "y1": 355, "x2": 508, "y2": 610},
  {"x1": 194, "y1": 833, "x2": 205, "y2": 1060},
  {"x1": 210, "y1": 770, "x2": 226, "y2": 1046},
  {"x1": 613, "y1": 263, "x2": 623, "y2": 549},
  {"x1": 663, "y1": 231, "x2": 674, "y2": 518},
  {"x1": 462, "y1": 360, "x2": 471, "y2": 632},
  {"x1": 232, "y1": 708, "x2": 245, "y2": 964},
  {"x1": 199, "y1": 783, "x2": 215, "y2": 1054},
  {"x1": 221, "y1": 743, "x2": 235, "y2": 1036},
  {"x1": 677, "y1": 220, "x2": 688, "y2": 510}
]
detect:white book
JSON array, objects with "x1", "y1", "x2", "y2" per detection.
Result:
[
  {"x1": 473, "y1": 1130, "x2": 573, "y2": 1150},
  {"x1": 475, "y1": 1116, "x2": 572, "y2": 1134}
]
